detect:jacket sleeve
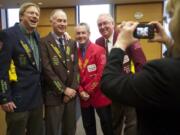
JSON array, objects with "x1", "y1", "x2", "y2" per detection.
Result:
[
  {"x1": 0, "y1": 31, "x2": 12, "y2": 104},
  {"x1": 127, "y1": 42, "x2": 146, "y2": 72},
  {"x1": 40, "y1": 39, "x2": 66, "y2": 94},
  {"x1": 101, "y1": 48, "x2": 168, "y2": 108},
  {"x1": 85, "y1": 48, "x2": 106, "y2": 94},
  {"x1": 70, "y1": 41, "x2": 79, "y2": 90}
]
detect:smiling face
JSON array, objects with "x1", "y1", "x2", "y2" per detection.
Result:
[
  {"x1": 75, "y1": 24, "x2": 90, "y2": 46},
  {"x1": 97, "y1": 14, "x2": 114, "y2": 39},
  {"x1": 50, "y1": 10, "x2": 67, "y2": 36},
  {"x1": 20, "y1": 6, "x2": 40, "y2": 32}
]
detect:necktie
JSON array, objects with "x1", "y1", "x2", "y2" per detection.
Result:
[
  {"x1": 81, "y1": 47, "x2": 85, "y2": 59},
  {"x1": 59, "y1": 38, "x2": 66, "y2": 58},
  {"x1": 105, "y1": 39, "x2": 109, "y2": 56}
]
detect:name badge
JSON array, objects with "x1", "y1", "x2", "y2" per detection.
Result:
[
  {"x1": 87, "y1": 64, "x2": 96, "y2": 72},
  {"x1": 19, "y1": 54, "x2": 27, "y2": 66}
]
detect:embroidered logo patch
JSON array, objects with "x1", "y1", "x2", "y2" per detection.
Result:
[
  {"x1": 19, "y1": 54, "x2": 27, "y2": 66},
  {"x1": 52, "y1": 56, "x2": 59, "y2": 66}
]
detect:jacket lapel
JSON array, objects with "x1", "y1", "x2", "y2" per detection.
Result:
[
  {"x1": 47, "y1": 33, "x2": 67, "y2": 67},
  {"x1": 78, "y1": 43, "x2": 91, "y2": 72},
  {"x1": 34, "y1": 32, "x2": 41, "y2": 71}
]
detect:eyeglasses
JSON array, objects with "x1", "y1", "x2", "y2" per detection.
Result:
[
  {"x1": 98, "y1": 21, "x2": 112, "y2": 27},
  {"x1": 24, "y1": 11, "x2": 40, "y2": 17}
]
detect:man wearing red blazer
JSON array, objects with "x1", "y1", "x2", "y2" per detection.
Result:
[
  {"x1": 76, "y1": 23, "x2": 114, "y2": 135},
  {"x1": 96, "y1": 13, "x2": 146, "y2": 135}
]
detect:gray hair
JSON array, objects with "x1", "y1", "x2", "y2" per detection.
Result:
[
  {"x1": 49, "y1": 9, "x2": 67, "y2": 21},
  {"x1": 97, "y1": 13, "x2": 114, "y2": 23},
  {"x1": 76, "y1": 22, "x2": 90, "y2": 33}
]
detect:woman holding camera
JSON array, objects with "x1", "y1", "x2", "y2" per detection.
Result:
[{"x1": 101, "y1": 0, "x2": 180, "y2": 135}]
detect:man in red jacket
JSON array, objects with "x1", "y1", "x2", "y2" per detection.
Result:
[
  {"x1": 96, "y1": 13, "x2": 147, "y2": 135},
  {"x1": 76, "y1": 22, "x2": 114, "y2": 135}
]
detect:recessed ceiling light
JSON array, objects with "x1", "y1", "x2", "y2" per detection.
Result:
[{"x1": 38, "y1": 2, "x2": 43, "y2": 5}]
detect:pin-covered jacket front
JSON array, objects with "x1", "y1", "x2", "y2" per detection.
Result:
[
  {"x1": 0, "y1": 23, "x2": 43, "y2": 111},
  {"x1": 40, "y1": 32, "x2": 79, "y2": 105},
  {"x1": 78, "y1": 41, "x2": 111, "y2": 108}
]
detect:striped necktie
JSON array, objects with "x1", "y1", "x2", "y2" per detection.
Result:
[{"x1": 59, "y1": 38, "x2": 66, "y2": 58}]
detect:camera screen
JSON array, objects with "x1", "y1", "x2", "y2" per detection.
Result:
[
  {"x1": 134, "y1": 24, "x2": 155, "y2": 39},
  {"x1": 136, "y1": 27, "x2": 149, "y2": 37}
]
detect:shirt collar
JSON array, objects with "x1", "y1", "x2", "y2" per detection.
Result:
[
  {"x1": 104, "y1": 31, "x2": 114, "y2": 44},
  {"x1": 19, "y1": 23, "x2": 35, "y2": 36},
  {"x1": 79, "y1": 40, "x2": 91, "y2": 51},
  {"x1": 51, "y1": 32, "x2": 65, "y2": 44},
  {"x1": 109, "y1": 32, "x2": 114, "y2": 43}
]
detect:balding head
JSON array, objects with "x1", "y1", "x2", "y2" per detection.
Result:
[
  {"x1": 49, "y1": 9, "x2": 68, "y2": 36},
  {"x1": 97, "y1": 13, "x2": 114, "y2": 39}
]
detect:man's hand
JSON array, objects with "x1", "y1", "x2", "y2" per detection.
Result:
[
  {"x1": 64, "y1": 87, "x2": 76, "y2": 98},
  {"x1": 1, "y1": 101, "x2": 16, "y2": 112},
  {"x1": 64, "y1": 32, "x2": 71, "y2": 40},
  {"x1": 63, "y1": 95, "x2": 71, "y2": 103},
  {"x1": 80, "y1": 91, "x2": 90, "y2": 101}
]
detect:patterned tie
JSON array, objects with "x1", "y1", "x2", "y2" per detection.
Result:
[{"x1": 59, "y1": 38, "x2": 66, "y2": 58}]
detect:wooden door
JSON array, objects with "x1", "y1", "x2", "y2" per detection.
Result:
[{"x1": 115, "y1": 2, "x2": 163, "y2": 60}]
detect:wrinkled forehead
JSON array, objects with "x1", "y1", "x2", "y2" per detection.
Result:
[
  {"x1": 53, "y1": 11, "x2": 67, "y2": 20},
  {"x1": 76, "y1": 25, "x2": 88, "y2": 32},
  {"x1": 97, "y1": 15, "x2": 113, "y2": 24},
  {"x1": 25, "y1": 6, "x2": 40, "y2": 13}
]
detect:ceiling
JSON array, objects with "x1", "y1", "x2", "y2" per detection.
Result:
[{"x1": 0, "y1": 0, "x2": 163, "y2": 8}]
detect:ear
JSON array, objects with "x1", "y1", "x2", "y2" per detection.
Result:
[
  {"x1": 19, "y1": 15, "x2": 23, "y2": 22},
  {"x1": 49, "y1": 18, "x2": 52, "y2": 23}
]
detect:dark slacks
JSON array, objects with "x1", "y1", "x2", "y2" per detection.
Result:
[
  {"x1": 45, "y1": 98, "x2": 76, "y2": 135},
  {"x1": 111, "y1": 103, "x2": 137, "y2": 135},
  {"x1": 6, "y1": 106, "x2": 43, "y2": 135},
  {"x1": 81, "y1": 105, "x2": 114, "y2": 135}
]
